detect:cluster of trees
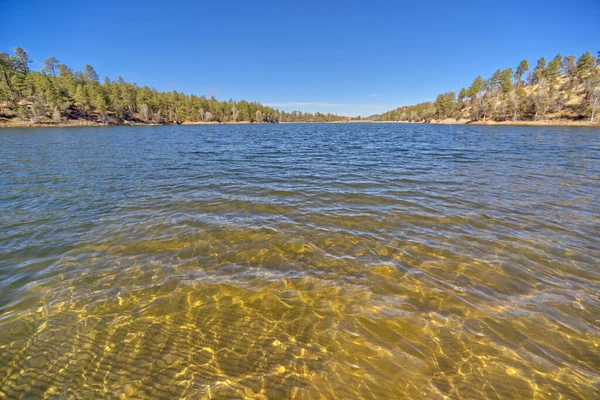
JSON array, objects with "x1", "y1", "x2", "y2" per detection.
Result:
[
  {"x1": 0, "y1": 48, "x2": 347, "y2": 124},
  {"x1": 378, "y1": 51, "x2": 600, "y2": 122}
]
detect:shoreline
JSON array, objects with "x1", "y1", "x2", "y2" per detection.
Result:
[
  {"x1": 0, "y1": 119, "x2": 351, "y2": 128},
  {"x1": 0, "y1": 119, "x2": 160, "y2": 128},
  {"x1": 1, "y1": 118, "x2": 599, "y2": 128},
  {"x1": 0, "y1": 119, "x2": 261, "y2": 128},
  {"x1": 429, "y1": 118, "x2": 600, "y2": 127},
  {"x1": 348, "y1": 120, "x2": 600, "y2": 127},
  {"x1": 350, "y1": 119, "x2": 600, "y2": 127}
]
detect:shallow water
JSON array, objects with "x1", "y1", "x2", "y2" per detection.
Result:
[{"x1": 0, "y1": 123, "x2": 599, "y2": 399}]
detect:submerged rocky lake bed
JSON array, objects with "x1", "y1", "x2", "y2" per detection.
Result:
[{"x1": 0, "y1": 123, "x2": 599, "y2": 399}]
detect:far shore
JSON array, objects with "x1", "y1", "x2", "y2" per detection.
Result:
[
  {"x1": 347, "y1": 119, "x2": 600, "y2": 127},
  {"x1": 0, "y1": 119, "x2": 257, "y2": 128},
  {"x1": 428, "y1": 118, "x2": 600, "y2": 127},
  {"x1": 0, "y1": 118, "x2": 158, "y2": 128},
  {"x1": 1, "y1": 118, "x2": 599, "y2": 129}
]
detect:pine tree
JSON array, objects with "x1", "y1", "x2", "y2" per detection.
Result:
[
  {"x1": 546, "y1": 54, "x2": 562, "y2": 88},
  {"x1": 13, "y1": 48, "x2": 30, "y2": 74},
  {"x1": 499, "y1": 68, "x2": 513, "y2": 94},
  {"x1": 434, "y1": 92, "x2": 456, "y2": 119},
  {"x1": 84, "y1": 65, "x2": 99, "y2": 83},
  {"x1": 0, "y1": 52, "x2": 16, "y2": 106},
  {"x1": 489, "y1": 69, "x2": 503, "y2": 89},
  {"x1": 43, "y1": 56, "x2": 59, "y2": 77},
  {"x1": 575, "y1": 51, "x2": 597, "y2": 80},
  {"x1": 514, "y1": 60, "x2": 529, "y2": 87},
  {"x1": 458, "y1": 87, "x2": 467, "y2": 102},
  {"x1": 467, "y1": 76, "x2": 485, "y2": 99},
  {"x1": 533, "y1": 57, "x2": 547, "y2": 83}
]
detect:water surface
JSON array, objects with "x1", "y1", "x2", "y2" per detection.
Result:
[{"x1": 1, "y1": 123, "x2": 599, "y2": 399}]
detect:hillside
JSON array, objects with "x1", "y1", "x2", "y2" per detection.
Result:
[
  {"x1": 0, "y1": 48, "x2": 348, "y2": 127},
  {"x1": 376, "y1": 52, "x2": 600, "y2": 124}
]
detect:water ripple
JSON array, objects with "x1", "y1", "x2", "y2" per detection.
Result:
[{"x1": 0, "y1": 123, "x2": 599, "y2": 398}]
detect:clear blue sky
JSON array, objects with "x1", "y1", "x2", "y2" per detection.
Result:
[{"x1": 1, "y1": 0, "x2": 598, "y2": 116}]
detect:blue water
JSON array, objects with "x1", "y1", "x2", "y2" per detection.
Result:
[{"x1": 0, "y1": 123, "x2": 599, "y2": 399}]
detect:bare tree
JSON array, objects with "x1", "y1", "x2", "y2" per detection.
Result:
[
  {"x1": 562, "y1": 55, "x2": 577, "y2": 78},
  {"x1": 533, "y1": 79, "x2": 550, "y2": 121},
  {"x1": 508, "y1": 90, "x2": 519, "y2": 121},
  {"x1": 140, "y1": 103, "x2": 150, "y2": 120},
  {"x1": 30, "y1": 96, "x2": 46, "y2": 122},
  {"x1": 585, "y1": 71, "x2": 600, "y2": 121}
]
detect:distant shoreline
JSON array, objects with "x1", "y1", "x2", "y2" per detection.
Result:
[
  {"x1": 0, "y1": 118, "x2": 353, "y2": 128},
  {"x1": 0, "y1": 119, "x2": 260, "y2": 128},
  {"x1": 1, "y1": 118, "x2": 599, "y2": 129},
  {"x1": 429, "y1": 118, "x2": 600, "y2": 127},
  {"x1": 350, "y1": 119, "x2": 600, "y2": 127}
]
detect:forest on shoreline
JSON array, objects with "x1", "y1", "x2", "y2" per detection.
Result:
[
  {"x1": 375, "y1": 51, "x2": 600, "y2": 124},
  {"x1": 0, "y1": 48, "x2": 348, "y2": 126},
  {"x1": 1, "y1": 48, "x2": 599, "y2": 128}
]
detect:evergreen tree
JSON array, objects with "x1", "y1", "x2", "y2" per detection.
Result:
[
  {"x1": 546, "y1": 54, "x2": 563, "y2": 88},
  {"x1": 467, "y1": 76, "x2": 485, "y2": 99},
  {"x1": 533, "y1": 57, "x2": 547, "y2": 83},
  {"x1": 434, "y1": 92, "x2": 456, "y2": 119},
  {"x1": 489, "y1": 69, "x2": 502, "y2": 89},
  {"x1": 514, "y1": 60, "x2": 529, "y2": 87},
  {"x1": 13, "y1": 48, "x2": 31, "y2": 74},
  {"x1": 575, "y1": 51, "x2": 597, "y2": 80},
  {"x1": 0, "y1": 52, "x2": 16, "y2": 106},
  {"x1": 499, "y1": 68, "x2": 513, "y2": 94},
  {"x1": 458, "y1": 87, "x2": 467, "y2": 102},
  {"x1": 43, "y1": 56, "x2": 59, "y2": 77},
  {"x1": 84, "y1": 64, "x2": 99, "y2": 83}
]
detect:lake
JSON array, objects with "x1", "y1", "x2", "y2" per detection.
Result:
[{"x1": 0, "y1": 123, "x2": 599, "y2": 399}]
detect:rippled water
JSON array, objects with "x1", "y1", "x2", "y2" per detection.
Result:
[{"x1": 0, "y1": 123, "x2": 599, "y2": 399}]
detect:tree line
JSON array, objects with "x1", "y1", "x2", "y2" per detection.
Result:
[
  {"x1": 0, "y1": 48, "x2": 347, "y2": 124},
  {"x1": 378, "y1": 51, "x2": 600, "y2": 123}
]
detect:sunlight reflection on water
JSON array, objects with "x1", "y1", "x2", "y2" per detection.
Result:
[{"x1": 0, "y1": 123, "x2": 599, "y2": 398}]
